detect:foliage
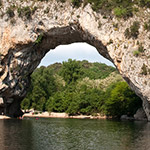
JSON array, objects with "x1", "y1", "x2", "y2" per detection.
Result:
[
  {"x1": 22, "y1": 66, "x2": 57, "y2": 111},
  {"x1": 86, "y1": 0, "x2": 150, "y2": 18},
  {"x1": 6, "y1": 8, "x2": 15, "y2": 18},
  {"x1": 17, "y1": 6, "x2": 32, "y2": 19},
  {"x1": 144, "y1": 20, "x2": 150, "y2": 31},
  {"x1": 81, "y1": 61, "x2": 116, "y2": 80},
  {"x1": 133, "y1": 43, "x2": 145, "y2": 57},
  {"x1": 141, "y1": 63, "x2": 147, "y2": 75},
  {"x1": 2, "y1": 0, "x2": 150, "y2": 20},
  {"x1": 138, "y1": 43, "x2": 145, "y2": 52},
  {"x1": 21, "y1": 98, "x2": 31, "y2": 111},
  {"x1": 104, "y1": 82, "x2": 142, "y2": 118},
  {"x1": 35, "y1": 33, "x2": 44, "y2": 44},
  {"x1": 124, "y1": 21, "x2": 140, "y2": 39},
  {"x1": 133, "y1": 50, "x2": 140, "y2": 57},
  {"x1": 113, "y1": 7, "x2": 127, "y2": 18},
  {"x1": 72, "y1": 0, "x2": 81, "y2": 7},
  {"x1": 87, "y1": 0, "x2": 133, "y2": 18},
  {"x1": 59, "y1": 59, "x2": 84, "y2": 84},
  {"x1": 21, "y1": 59, "x2": 142, "y2": 118}
]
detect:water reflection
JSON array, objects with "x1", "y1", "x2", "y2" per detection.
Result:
[
  {"x1": 0, "y1": 119, "x2": 33, "y2": 150},
  {"x1": 0, "y1": 118, "x2": 149, "y2": 150}
]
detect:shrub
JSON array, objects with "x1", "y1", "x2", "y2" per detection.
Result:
[
  {"x1": 107, "y1": 39, "x2": 113, "y2": 45},
  {"x1": 124, "y1": 21, "x2": 140, "y2": 39},
  {"x1": 37, "y1": 0, "x2": 48, "y2": 1},
  {"x1": 114, "y1": 7, "x2": 127, "y2": 18},
  {"x1": 32, "y1": 6, "x2": 38, "y2": 15},
  {"x1": 141, "y1": 64, "x2": 147, "y2": 75},
  {"x1": 124, "y1": 28, "x2": 130, "y2": 38},
  {"x1": 35, "y1": 33, "x2": 43, "y2": 44},
  {"x1": 139, "y1": 0, "x2": 150, "y2": 7},
  {"x1": 56, "y1": 0, "x2": 66, "y2": 3},
  {"x1": 133, "y1": 50, "x2": 140, "y2": 57},
  {"x1": 98, "y1": 21, "x2": 102, "y2": 28},
  {"x1": 130, "y1": 21, "x2": 140, "y2": 38},
  {"x1": 6, "y1": 8, "x2": 15, "y2": 18},
  {"x1": 138, "y1": 43, "x2": 145, "y2": 52},
  {"x1": 10, "y1": 18, "x2": 16, "y2": 25},
  {"x1": 17, "y1": 6, "x2": 31, "y2": 19},
  {"x1": 144, "y1": 20, "x2": 150, "y2": 31},
  {"x1": 72, "y1": 0, "x2": 81, "y2": 7},
  {"x1": 133, "y1": 43, "x2": 144, "y2": 57}
]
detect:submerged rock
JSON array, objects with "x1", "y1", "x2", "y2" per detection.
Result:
[{"x1": 120, "y1": 115, "x2": 134, "y2": 121}]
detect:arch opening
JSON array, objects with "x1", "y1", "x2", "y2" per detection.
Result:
[
  {"x1": 39, "y1": 43, "x2": 114, "y2": 67},
  {"x1": 20, "y1": 43, "x2": 143, "y2": 119}
]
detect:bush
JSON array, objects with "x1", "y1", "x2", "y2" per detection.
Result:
[
  {"x1": 138, "y1": 0, "x2": 150, "y2": 7},
  {"x1": 17, "y1": 6, "x2": 31, "y2": 19},
  {"x1": 35, "y1": 33, "x2": 44, "y2": 44},
  {"x1": 133, "y1": 50, "x2": 140, "y2": 57},
  {"x1": 114, "y1": 7, "x2": 127, "y2": 18},
  {"x1": 141, "y1": 64, "x2": 147, "y2": 75},
  {"x1": 32, "y1": 6, "x2": 38, "y2": 15},
  {"x1": 124, "y1": 28, "x2": 130, "y2": 38},
  {"x1": 6, "y1": 8, "x2": 15, "y2": 18},
  {"x1": 144, "y1": 20, "x2": 150, "y2": 31},
  {"x1": 133, "y1": 44, "x2": 144, "y2": 57},
  {"x1": 72, "y1": 0, "x2": 81, "y2": 7},
  {"x1": 104, "y1": 82, "x2": 142, "y2": 118},
  {"x1": 138, "y1": 43, "x2": 145, "y2": 52},
  {"x1": 124, "y1": 21, "x2": 140, "y2": 39}
]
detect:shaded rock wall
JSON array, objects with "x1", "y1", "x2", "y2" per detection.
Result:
[{"x1": 0, "y1": 0, "x2": 150, "y2": 120}]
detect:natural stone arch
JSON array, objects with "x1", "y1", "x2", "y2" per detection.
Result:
[
  {"x1": 0, "y1": 24, "x2": 111, "y2": 117},
  {"x1": 1, "y1": 0, "x2": 150, "y2": 120}
]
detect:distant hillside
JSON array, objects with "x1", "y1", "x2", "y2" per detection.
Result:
[{"x1": 41, "y1": 59, "x2": 116, "y2": 80}]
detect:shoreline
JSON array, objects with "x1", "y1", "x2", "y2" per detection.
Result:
[
  {"x1": 23, "y1": 112, "x2": 107, "y2": 119},
  {"x1": 0, "y1": 111, "x2": 146, "y2": 121}
]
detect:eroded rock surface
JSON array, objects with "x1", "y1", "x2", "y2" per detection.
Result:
[{"x1": 1, "y1": 0, "x2": 150, "y2": 119}]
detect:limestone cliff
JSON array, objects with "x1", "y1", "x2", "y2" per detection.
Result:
[{"x1": 0, "y1": 0, "x2": 150, "y2": 119}]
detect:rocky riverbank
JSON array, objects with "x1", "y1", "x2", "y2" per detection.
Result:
[{"x1": 23, "y1": 112, "x2": 107, "y2": 119}]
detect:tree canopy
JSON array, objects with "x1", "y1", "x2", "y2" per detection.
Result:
[{"x1": 21, "y1": 59, "x2": 142, "y2": 118}]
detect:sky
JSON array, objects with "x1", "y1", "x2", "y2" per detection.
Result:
[{"x1": 39, "y1": 43, "x2": 115, "y2": 67}]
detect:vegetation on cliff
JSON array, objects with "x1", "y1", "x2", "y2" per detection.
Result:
[
  {"x1": 21, "y1": 59, "x2": 142, "y2": 118},
  {"x1": 2, "y1": 0, "x2": 150, "y2": 20}
]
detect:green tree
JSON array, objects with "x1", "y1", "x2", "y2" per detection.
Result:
[
  {"x1": 21, "y1": 66, "x2": 57, "y2": 111},
  {"x1": 60, "y1": 59, "x2": 84, "y2": 84},
  {"x1": 21, "y1": 98, "x2": 31, "y2": 112},
  {"x1": 104, "y1": 82, "x2": 142, "y2": 118}
]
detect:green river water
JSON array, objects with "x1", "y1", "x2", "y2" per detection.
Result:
[{"x1": 0, "y1": 118, "x2": 149, "y2": 150}]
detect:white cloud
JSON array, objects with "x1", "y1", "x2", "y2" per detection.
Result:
[{"x1": 39, "y1": 43, "x2": 115, "y2": 67}]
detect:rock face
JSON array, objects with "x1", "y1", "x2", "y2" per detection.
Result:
[
  {"x1": 134, "y1": 108, "x2": 147, "y2": 121},
  {"x1": 1, "y1": 0, "x2": 150, "y2": 119}
]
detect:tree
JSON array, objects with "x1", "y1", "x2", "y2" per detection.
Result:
[
  {"x1": 21, "y1": 66, "x2": 57, "y2": 111},
  {"x1": 104, "y1": 82, "x2": 142, "y2": 118},
  {"x1": 21, "y1": 98, "x2": 31, "y2": 112},
  {"x1": 59, "y1": 59, "x2": 84, "y2": 84}
]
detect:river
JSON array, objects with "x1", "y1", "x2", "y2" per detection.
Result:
[{"x1": 0, "y1": 118, "x2": 149, "y2": 150}]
